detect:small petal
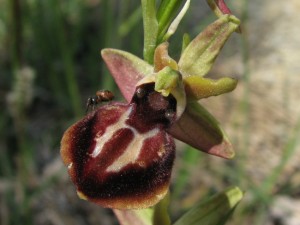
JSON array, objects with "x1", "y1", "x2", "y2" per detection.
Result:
[
  {"x1": 101, "y1": 49, "x2": 153, "y2": 102},
  {"x1": 184, "y1": 76, "x2": 237, "y2": 100},
  {"x1": 154, "y1": 42, "x2": 178, "y2": 72},
  {"x1": 61, "y1": 103, "x2": 175, "y2": 209},
  {"x1": 178, "y1": 14, "x2": 240, "y2": 77},
  {"x1": 167, "y1": 101, "x2": 234, "y2": 159}
]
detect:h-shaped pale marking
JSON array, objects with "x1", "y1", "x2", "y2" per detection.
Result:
[{"x1": 91, "y1": 106, "x2": 159, "y2": 172}]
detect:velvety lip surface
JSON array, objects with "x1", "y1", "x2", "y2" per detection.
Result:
[{"x1": 61, "y1": 84, "x2": 177, "y2": 209}]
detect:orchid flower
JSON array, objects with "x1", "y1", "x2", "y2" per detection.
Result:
[{"x1": 60, "y1": 12, "x2": 240, "y2": 210}]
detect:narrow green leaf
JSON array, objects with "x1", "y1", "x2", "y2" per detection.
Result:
[
  {"x1": 173, "y1": 187, "x2": 243, "y2": 225},
  {"x1": 162, "y1": 0, "x2": 190, "y2": 41},
  {"x1": 157, "y1": 0, "x2": 184, "y2": 42}
]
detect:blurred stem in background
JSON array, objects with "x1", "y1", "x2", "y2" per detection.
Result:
[
  {"x1": 238, "y1": 0, "x2": 250, "y2": 187},
  {"x1": 10, "y1": 0, "x2": 22, "y2": 67},
  {"x1": 7, "y1": 0, "x2": 34, "y2": 224},
  {"x1": 51, "y1": 0, "x2": 83, "y2": 117}
]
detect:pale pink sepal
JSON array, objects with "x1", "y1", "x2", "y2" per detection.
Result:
[
  {"x1": 167, "y1": 101, "x2": 234, "y2": 159},
  {"x1": 101, "y1": 49, "x2": 153, "y2": 102}
]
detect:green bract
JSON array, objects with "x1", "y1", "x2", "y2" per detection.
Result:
[{"x1": 173, "y1": 187, "x2": 243, "y2": 225}]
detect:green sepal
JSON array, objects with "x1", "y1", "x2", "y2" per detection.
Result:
[
  {"x1": 173, "y1": 186, "x2": 243, "y2": 225},
  {"x1": 178, "y1": 14, "x2": 240, "y2": 77}
]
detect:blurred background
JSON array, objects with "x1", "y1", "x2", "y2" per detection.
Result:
[{"x1": 1, "y1": 0, "x2": 300, "y2": 224}]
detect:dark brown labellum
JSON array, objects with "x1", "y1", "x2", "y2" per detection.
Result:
[
  {"x1": 61, "y1": 84, "x2": 177, "y2": 209},
  {"x1": 165, "y1": 109, "x2": 176, "y2": 121}
]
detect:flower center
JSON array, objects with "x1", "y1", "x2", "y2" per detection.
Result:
[{"x1": 131, "y1": 83, "x2": 177, "y2": 129}]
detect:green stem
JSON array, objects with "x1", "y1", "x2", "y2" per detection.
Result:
[
  {"x1": 141, "y1": 0, "x2": 158, "y2": 64},
  {"x1": 153, "y1": 192, "x2": 171, "y2": 225}
]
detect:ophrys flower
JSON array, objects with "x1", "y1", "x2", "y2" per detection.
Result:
[{"x1": 61, "y1": 14, "x2": 240, "y2": 209}]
